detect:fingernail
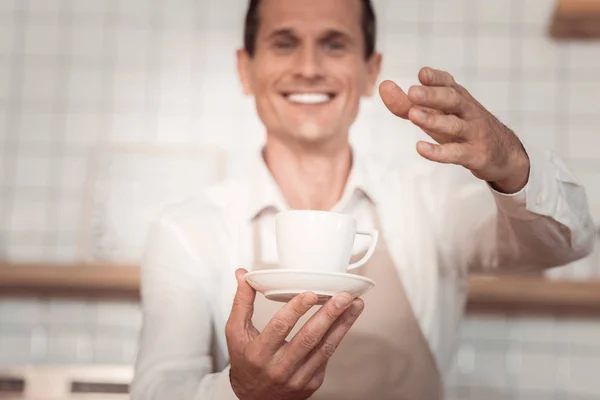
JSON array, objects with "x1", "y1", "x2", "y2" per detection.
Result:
[
  {"x1": 411, "y1": 87, "x2": 424, "y2": 100},
  {"x1": 413, "y1": 109, "x2": 427, "y2": 121},
  {"x1": 334, "y1": 294, "x2": 352, "y2": 309},
  {"x1": 426, "y1": 68, "x2": 434, "y2": 81},
  {"x1": 303, "y1": 293, "x2": 318, "y2": 307},
  {"x1": 349, "y1": 300, "x2": 364, "y2": 316},
  {"x1": 420, "y1": 142, "x2": 433, "y2": 152}
]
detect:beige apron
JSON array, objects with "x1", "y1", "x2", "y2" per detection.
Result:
[{"x1": 251, "y1": 207, "x2": 443, "y2": 400}]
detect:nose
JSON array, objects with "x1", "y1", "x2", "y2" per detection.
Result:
[{"x1": 294, "y1": 43, "x2": 324, "y2": 81}]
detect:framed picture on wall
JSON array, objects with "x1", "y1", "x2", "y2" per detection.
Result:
[{"x1": 79, "y1": 143, "x2": 226, "y2": 263}]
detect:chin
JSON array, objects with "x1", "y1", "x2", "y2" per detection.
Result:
[
  {"x1": 291, "y1": 133, "x2": 344, "y2": 150},
  {"x1": 296, "y1": 122, "x2": 327, "y2": 139}
]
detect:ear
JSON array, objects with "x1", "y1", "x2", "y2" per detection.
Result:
[
  {"x1": 363, "y1": 52, "x2": 382, "y2": 97},
  {"x1": 236, "y1": 48, "x2": 254, "y2": 96}
]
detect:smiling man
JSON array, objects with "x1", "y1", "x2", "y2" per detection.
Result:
[{"x1": 131, "y1": 0, "x2": 595, "y2": 399}]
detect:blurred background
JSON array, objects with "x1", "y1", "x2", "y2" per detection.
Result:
[{"x1": 0, "y1": 0, "x2": 599, "y2": 398}]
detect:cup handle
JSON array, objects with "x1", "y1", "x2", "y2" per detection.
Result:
[{"x1": 347, "y1": 230, "x2": 379, "y2": 271}]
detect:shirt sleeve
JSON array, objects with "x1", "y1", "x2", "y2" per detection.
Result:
[
  {"x1": 440, "y1": 142, "x2": 595, "y2": 273},
  {"x1": 130, "y1": 217, "x2": 239, "y2": 400}
]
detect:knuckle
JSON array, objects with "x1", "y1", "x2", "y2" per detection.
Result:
[
  {"x1": 224, "y1": 321, "x2": 236, "y2": 342},
  {"x1": 458, "y1": 84, "x2": 471, "y2": 98},
  {"x1": 306, "y1": 375, "x2": 325, "y2": 391},
  {"x1": 245, "y1": 348, "x2": 263, "y2": 369},
  {"x1": 450, "y1": 117, "x2": 463, "y2": 134},
  {"x1": 308, "y1": 368, "x2": 327, "y2": 391},
  {"x1": 299, "y1": 329, "x2": 321, "y2": 349},
  {"x1": 473, "y1": 150, "x2": 488, "y2": 169},
  {"x1": 231, "y1": 296, "x2": 245, "y2": 309},
  {"x1": 448, "y1": 87, "x2": 462, "y2": 106},
  {"x1": 320, "y1": 340, "x2": 338, "y2": 359},
  {"x1": 267, "y1": 365, "x2": 288, "y2": 385},
  {"x1": 271, "y1": 317, "x2": 290, "y2": 336},
  {"x1": 481, "y1": 149, "x2": 493, "y2": 166},
  {"x1": 480, "y1": 143, "x2": 492, "y2": 158},
  {"x1": 323, "y1": 304, "x2": 340, "y2": 322},
  {"x1": 305, "y1": 379, "x2": 320, "y2": 392},
  {"x1": 286, "y1": 378, "x2": 305, "y2": 392},
  {"x1": 291, "y1": 296, "x2": 311, "y2": 315},
  {"x1": 454, "y1": 145, "x2": 466, "y2": 160}
]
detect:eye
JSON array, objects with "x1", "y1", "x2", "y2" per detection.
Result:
[
  {"x1": 274, "y1": 40, "x2": 296, "y2": 50},
  {"x1": 325, "y1": 41, "x2": 345, "y2": 51}
]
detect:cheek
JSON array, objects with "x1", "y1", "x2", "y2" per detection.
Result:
[
  {"x1": 337, "y1": 62, "x2": 370, "y2": 97},
  {"x1": 249, "y1": 56, "x2": 278, "y2": 93},
  {"x1": 251, "y1": 70, "x2": 271, "y2": 96},
  {"x1": 344, "y1": 73, "x2": 368, "y2": 111}
]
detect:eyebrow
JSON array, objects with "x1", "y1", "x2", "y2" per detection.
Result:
[
  {"x1": 319, "y1": 29, "x2": 353, "y2": 44},
  {"x1": 266, "y1": 28, "x2": 354, "y2": 43},
  {"x1": 267, "y1": 28, "x2": 296, "y2": 40}
]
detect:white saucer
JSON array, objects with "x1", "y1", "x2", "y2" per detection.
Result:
[{"x1": 245, "y1": 269, "x2": 375, "y2": 305}]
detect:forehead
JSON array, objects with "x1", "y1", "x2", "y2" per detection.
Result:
[{"x1": 257, "y1": 0, "x2": 363, "y2": 36}]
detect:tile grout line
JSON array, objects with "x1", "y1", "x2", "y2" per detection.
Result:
[
  {"x1": 46, "y1": 0, "x2": 75, "y2": 258},
  {"x1": 144, "y1": 0, "x2": 164, "y2": 143},
  {"x1": 1, "y1": 0, "x2": 29, "y2": 260},
  {"x1": 505, "y1": 0, "x2": 523, "y2": 396},
  {"x1": 556, "y1": 45, "x2": 571, "y2": 169}
]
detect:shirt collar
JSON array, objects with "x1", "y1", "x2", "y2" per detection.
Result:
[{"x1": 245, "y1": 146, "x2": 378, "y2": 221}]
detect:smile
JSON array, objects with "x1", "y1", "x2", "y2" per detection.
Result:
[{"x1": 284, "y1": 93, "x2": 336, "y2": 105}]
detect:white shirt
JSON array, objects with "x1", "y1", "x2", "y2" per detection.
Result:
[{"x1": 131, "y1": 143, "x2": 595, "y2": 400}]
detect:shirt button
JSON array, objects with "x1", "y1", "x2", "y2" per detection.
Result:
[{"x1": 536, "y1": 194, "x2": 545, "y2": 206}]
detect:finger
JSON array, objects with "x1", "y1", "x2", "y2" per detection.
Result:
[
  {"x1": 299, "y1": 362, "x2": 327, "y2": 393},
  {"x1": 416, "y1": 141, "x2": 471, "y2": 166},
  {"x1": 408, "y1": 107, "x2": 468, "y2": 140},
  {"x1": 408, "y1": 86, "x2": 469, "y2": 116},
  {"x1": 254, "y1": 292, "x2": 319, "y2": 355},
  {"x1": 378, "y1": 80, "x2": 412, "y2": 119},
  {"x1": 418, "y1": 67, "x2": 456, "y2": 87},
  {"x1": 289, "y1": 298, "x2": 364, "y2": 387},
  {"x1": 283, "y1": 292, "x2": 355, "y2": 364},
  {"x1": 228, "y1": 269, "x2": 257, "y2": 334}
]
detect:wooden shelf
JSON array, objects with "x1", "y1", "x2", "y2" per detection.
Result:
[
  {"x1": 466, "y1": 274, "x2": 600, "y2": 317},
  {"x1": 2, "y1": 262, "x2": 600, "y2": 315},
  {"x1": 0, "y1": 262, "x2": 140, "y2": 300}
]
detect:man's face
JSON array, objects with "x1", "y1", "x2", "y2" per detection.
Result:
[{"x1": 237, "y1": 0, "x2": 381, "y2": 145}]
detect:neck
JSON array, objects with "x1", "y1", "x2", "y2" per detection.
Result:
[{"x1": 264, "y1": 135, "x2": 352, "y2": 211}]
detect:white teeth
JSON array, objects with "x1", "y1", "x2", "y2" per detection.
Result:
[{"x1": 286, "y1": 93, "x2": 331, "y2": 104}]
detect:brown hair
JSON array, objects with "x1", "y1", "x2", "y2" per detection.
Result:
[{"x1": 243, "y1": 0, "x2": 377, "y2": 59}]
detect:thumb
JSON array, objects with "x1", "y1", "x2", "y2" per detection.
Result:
[
  {"x1": 379, "y1": 80, "x2": 412, "y2": 119},
  {"x1": 230, "y1": 268, "x2": 257, "y2": 331}
]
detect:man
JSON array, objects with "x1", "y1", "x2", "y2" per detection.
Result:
[{"x1": 131, "y1": 0, "x2": 595, "y2": 399}]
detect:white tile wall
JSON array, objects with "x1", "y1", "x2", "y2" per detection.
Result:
[
  {"x1": 0, "y1": 0, "x2": 599, "y2": 398},
  {"x1": 475, "y1": 2, "x2": 512, "y2": 26},
  {"x1": 476, "y1": 35, "x2": 513, "y2": 70},
  {"x1": 47, "y1": 329, "x2": 95, "y2": 364},
  {"x1": 520, "y1": 36, "x2": 561, "y2": 70}
]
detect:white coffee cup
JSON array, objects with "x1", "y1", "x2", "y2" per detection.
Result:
[{"x1": 275, "y1": 210, "x2": 379, "y2": 273}]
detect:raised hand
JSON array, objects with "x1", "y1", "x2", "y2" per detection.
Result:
[
  {"x1": 379, "y1": 67, "x2": 530, "y2": 194},
  {"x1": 225, "y1": 269, "x2": 364, "y2": 400}
]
